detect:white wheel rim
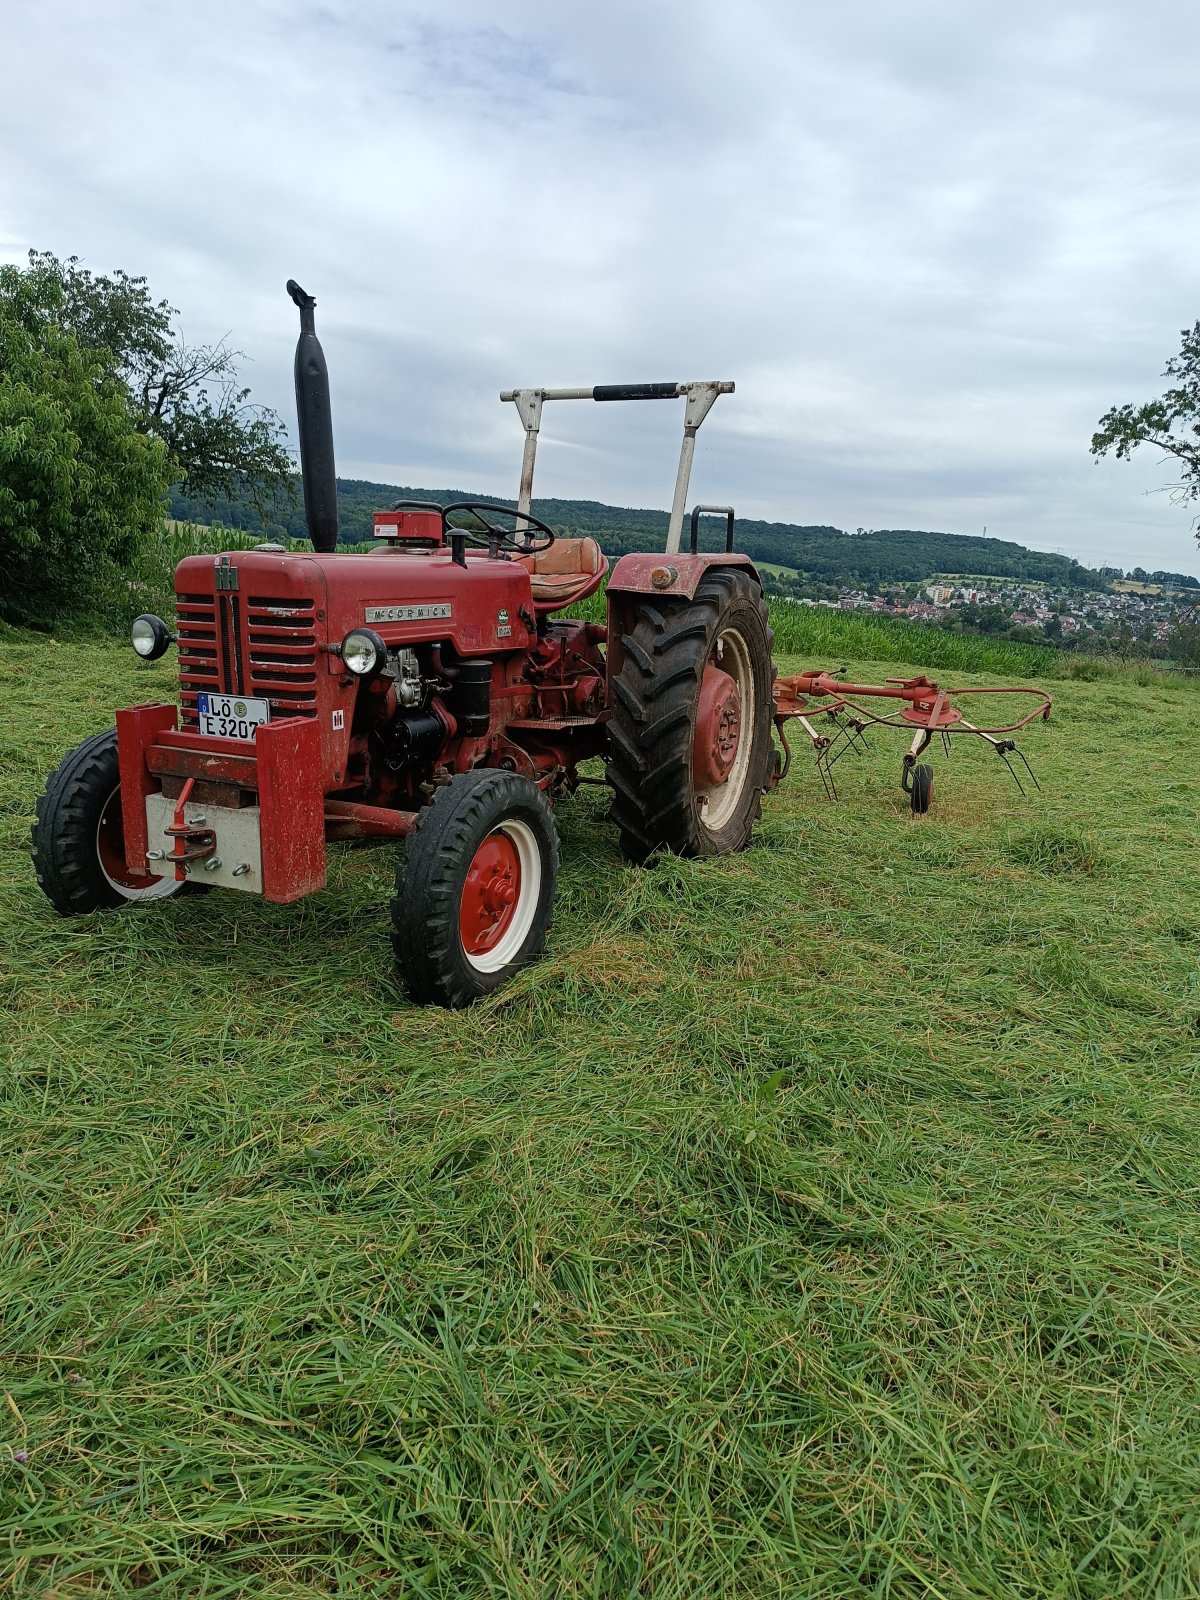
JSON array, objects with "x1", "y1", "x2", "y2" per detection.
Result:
[
  {"x1": 699, "y1": 627, "x2": 756, "y2": 831},
  {"x1": 96, "y1": 788, "x2": 181, "y2": 902},
  {"x1": 461, "y1": 818, "x2": 542, "y2": 973}
]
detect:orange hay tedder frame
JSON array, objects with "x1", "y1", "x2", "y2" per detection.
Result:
[{"x1": 771, "y1": 671, "x2": 1053, "y2": 810}]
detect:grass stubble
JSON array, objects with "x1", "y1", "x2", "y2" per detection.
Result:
[{"x1": 0, "y1": 622, "x2": 1198, "y2": 1597}]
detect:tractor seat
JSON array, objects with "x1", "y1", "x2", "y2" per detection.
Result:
[{"x1": 514, "y1": 536, "x2": 608, "y2": 612}]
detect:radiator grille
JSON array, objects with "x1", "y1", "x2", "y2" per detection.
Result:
[
  {"x1": 246, "y1": 596, "x2": 318, "y2": 718},
  {"x1": 177, "y1": 594, "x2": 219, "y2": 726},
  {"x1": 176, "y1": 591, "x2": 319, "y2": 724}
]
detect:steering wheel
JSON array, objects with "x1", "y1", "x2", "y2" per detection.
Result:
[{"x1": 440, "y1": 501, "x2": 556, "y2": 555}]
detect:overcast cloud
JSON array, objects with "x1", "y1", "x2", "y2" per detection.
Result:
[{"x1": 4, "y1": 0, "x2": 1200, "y2": 574}]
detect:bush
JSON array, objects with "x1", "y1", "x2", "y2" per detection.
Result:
[{"x1": 0, "y1": 276, "x2": 171, "y2": 627}]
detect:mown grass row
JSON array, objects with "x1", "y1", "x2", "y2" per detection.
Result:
[{"x1": 2, "y1": 627, "x2": 1199, "y2": 1595}]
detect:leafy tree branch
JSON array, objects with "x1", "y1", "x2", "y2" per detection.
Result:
[
  {"x1": 17, "y1": 250, "x2": 294, "y2": 515},
  {"x1": 1092, "y1": 322, "x2": 1200, "y2": 529}
]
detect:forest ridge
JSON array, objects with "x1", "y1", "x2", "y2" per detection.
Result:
[{"x1": 168, "y1": 478, "x2": 1198, "y2": 592}]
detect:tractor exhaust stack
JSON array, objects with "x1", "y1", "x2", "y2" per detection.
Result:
[{"x1": 287, "y1": 279, "x2": 338, "y2": 553}]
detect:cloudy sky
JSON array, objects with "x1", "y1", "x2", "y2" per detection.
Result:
[{"x1": 4, "y1": 0, "x2": 1200, "y2": 575}]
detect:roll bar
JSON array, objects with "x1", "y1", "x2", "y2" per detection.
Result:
[{"x1": 500, "y1": 381, "x2": 734, "y2": 555}]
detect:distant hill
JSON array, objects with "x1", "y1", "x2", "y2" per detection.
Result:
[{"x1": 169, "y1": 477, "x2": 1110, "y2": 589}]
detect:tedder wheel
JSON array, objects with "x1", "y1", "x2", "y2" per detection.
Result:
[
  {"x1": 910, "y1": 763, "x2": 934, "y2": 815},
  {"x1": 606, "y1": 568, "x2": 776, "y2": 862},
  {"x1": 392, "y1": 769, "x2": 560, "y2": 1008},
  {"x1": 32, "y1": 728, "x2": 190, "y2": 913}
]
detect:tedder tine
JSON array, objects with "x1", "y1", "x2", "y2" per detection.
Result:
[
  {"x1": 824, "y1": 714, "x2": 872, "y2": 773},
  {"x1": 824, "y1": 725, "x2": 856, "y2": 772},
  {"x1": 834, "y1": 716, "x2": 869, "y2": 760},
  {"x1": 996, "y1": 743, "x2": 1028, "y2": 799},
  {"x1": 1011, "y1": 743, "x2": 1041, "y2": 792},
  {"x1": 815, "y1": 748, "x2": 839, "y2": 802},
  {"x1": 993, "y1": 737, "x2": 1040, "y2": 798}
]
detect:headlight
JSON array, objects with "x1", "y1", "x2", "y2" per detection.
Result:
[
  {"x1": 340, "y1": 627, "x2": 387, "y2": 678},
  {"x1": 131, "y1": 614, "x2": 174, "y2": 661}
]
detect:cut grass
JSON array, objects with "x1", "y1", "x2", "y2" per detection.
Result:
[{"x1": 1, "y1": 625, "x2": 1199, "y2": 1597}]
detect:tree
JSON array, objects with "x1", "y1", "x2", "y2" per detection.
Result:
[
  {"x1": 1092, "y1": 323, "x2": 1200, "y2": 539},
  {"x1": 0, "y1": 284, "x2": 171, "y2": 624},
  {"x1": 1168, "y1": 615, "x2": 1200, "y2": 667},
  {"x1": 11, "y1": 251, "x2": 293, "y2": 512}
]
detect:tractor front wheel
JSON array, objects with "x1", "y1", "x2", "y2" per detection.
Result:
[
  {"x1": 32, "y1": 728, "x2": 189, "y2": 913},
  {"x1": 392, "y1": 769, "x2": 560, "y2": 1007}
]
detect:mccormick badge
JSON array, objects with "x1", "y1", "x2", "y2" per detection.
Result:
[{"x1": 365, "y1": 603, "x2": 453, "y2": 623}]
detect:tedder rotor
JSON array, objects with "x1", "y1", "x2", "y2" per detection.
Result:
[
  {"x1": 772, "y1": 671, "x2": 1053, "y2": 811},
  {"x1": 31, "y1": 282, "x2": 1053, "y2": 1006}
]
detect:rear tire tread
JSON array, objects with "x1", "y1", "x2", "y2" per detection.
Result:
[{"x1": 605, "y1": 570, "x2": 775, "y2": 862}]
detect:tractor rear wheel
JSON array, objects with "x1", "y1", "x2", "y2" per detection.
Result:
[
  {"x1": 392, "y1": 769, "x2": 560, "y2": 1007},
  {"x1": 32, "y1": 728, "x2": 189, "y2": 913},
  {"x1": 606, "y1": 568, "x2": 775, "y2": 862}
]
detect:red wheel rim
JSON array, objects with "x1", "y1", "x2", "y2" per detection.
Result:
[
  {"x1": 96, "y1": 788, "x2": 145, "y2": 890},
  {"x1": 692, "y1": 664, "x2": 742, "y2": 792},
  {"x1": 460, "y1": 830, "x2": 522, "y2": 956}
]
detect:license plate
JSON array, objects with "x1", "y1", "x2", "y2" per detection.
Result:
[{"x1": 196, "y1": 692, "x2": 271, "y2": 741}]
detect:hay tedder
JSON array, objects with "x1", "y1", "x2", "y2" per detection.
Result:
[{"x1": 32, "y1": 283, "x2": 1052, "y2": 1006}]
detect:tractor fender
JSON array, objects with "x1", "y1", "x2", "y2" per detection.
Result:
[
  {"x1": 604, "y1": 552, "x2": 765, "y2": 688},
  {"x1": 606, "y1": 550, "x2": 761, "y2": 602}
]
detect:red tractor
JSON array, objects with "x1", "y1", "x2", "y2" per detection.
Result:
[
  {"x1": 32, "y1": 283, "x2": 1052, "y2": 1005},
  {"x1": 32, "y1": 282, "x2": 779, "y2": 1006}
]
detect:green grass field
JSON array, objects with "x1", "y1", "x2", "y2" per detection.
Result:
[{"x1": 2, "y1": 621, "x2": 1199, "y2": 1597}]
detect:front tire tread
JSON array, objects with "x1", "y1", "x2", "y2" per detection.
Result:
[{"x1": 392, "y1": 769, "x2": 560, "y2": 1008}]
